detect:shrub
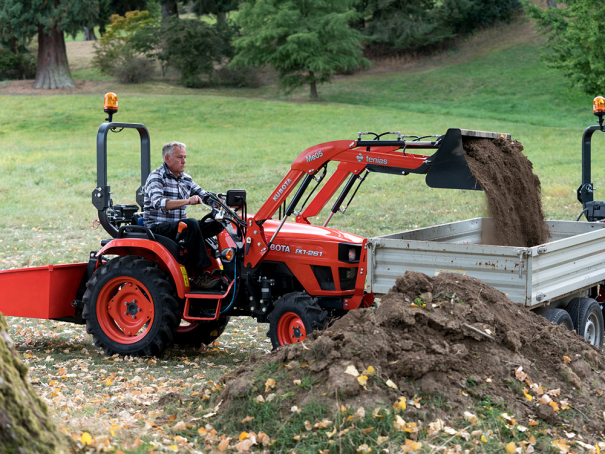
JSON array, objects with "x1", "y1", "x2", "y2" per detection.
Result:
[
  {"x1": 92, "y1": 10, "x2": 158, "y2": 80},
  {"x1": 0, "y1": 47, "x2": 36, "y2": 80},
  {"x1": 112, "y1": 56, "x2": 154, "y2": 83},
  {"x1": 440, "y1": 0, "x2": 522, "y2": 35},
  {"x1": 215, "y1": 65, "x2": 261, "y2": 88},
  {"x1": 360, "y1": 0, "x2": 522, "y2": 54},
  {"x1": 93, "y1": 11, "x2": 235, "y2": 86},
  {"x1": 160, "y1": 17, "x2": 234, "y2": 87}
]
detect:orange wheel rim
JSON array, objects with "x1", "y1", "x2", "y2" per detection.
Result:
[
  {"x1": 277, "y1": 312, "x2": 307, "y2": 345},
  {"x1": 97, "y1": 277, "x2": 155, "y2": 344}
]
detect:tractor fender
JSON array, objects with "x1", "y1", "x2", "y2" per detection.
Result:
[{"x1": 96, "y1": 239, "x2": 190, "y2": 298}]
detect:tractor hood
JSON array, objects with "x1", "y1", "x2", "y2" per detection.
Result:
[{"x1": 261, "y1": 219, "x2": 365, "y2": 245}]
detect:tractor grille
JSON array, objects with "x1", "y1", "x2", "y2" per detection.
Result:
[
  {"x1": 339, "y1": 267, "x2": 357, "y2": 290},
  {"x1": 311, "y1": 265, "x2": 335, "y2": 291}
]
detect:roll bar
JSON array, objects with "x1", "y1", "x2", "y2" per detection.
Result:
[{"x1": 92, "y1": 122, "x2": 151, "y2": 238}]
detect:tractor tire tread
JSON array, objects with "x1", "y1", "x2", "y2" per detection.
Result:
[
  {"x1": 268, "y1": 292, "x2": 328, "y2": 349},
  {"x1": 566, "y1": 297, "x2": 604, "y2": 347},
  {"x1": 82, "y1": 256, "x2": 180, "y2": 357},
  {"x1": 174, "y1": 316, "x2": 231, "y2": 347}
]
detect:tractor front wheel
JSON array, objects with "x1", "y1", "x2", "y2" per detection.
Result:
[
  {"x1": 174, "y1": 316, "x2": 230, "y2": 347},
  {"x1": 82, "y1": 256, "x2": 180, "y2": 356},
  {"x1": 268, "y1": 292, "x2": 327, "y2": 350}
]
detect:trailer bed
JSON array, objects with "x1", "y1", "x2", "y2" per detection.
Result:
[{"x1": 367, "y1": 218, "x2": 605, "y2": 307}]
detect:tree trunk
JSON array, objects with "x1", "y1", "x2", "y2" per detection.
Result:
[
  {"x1": 547, "y1": 0, "x2": 557, "y2": 7},
  {"x1": 309, "y1": 72, "x2": 318, "y2": 99},
  {"x1": 217, "y1": 12, "x2": 227, "y2": 25},
  {"x1": 83, "y1": 26, "x2": 97, "y2": 41},
  {"x1": 33, "y1": 25, "x2": 75, "y2": 89},
  {"x1": 162, "y1": 0, "x2": 179, "y2": 20}
]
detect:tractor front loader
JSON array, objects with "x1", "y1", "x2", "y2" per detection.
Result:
[{"x1": 0, "y1": 94, "x2": 509, "y2": 356}]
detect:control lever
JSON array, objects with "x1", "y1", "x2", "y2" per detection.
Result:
[{"x1": 175, "y1": 221, "x2": 187, "y2": 243}]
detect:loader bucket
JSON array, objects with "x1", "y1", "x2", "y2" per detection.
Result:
[{"x1": 425, "y1": 129, "x2": 511, "y2": 190}]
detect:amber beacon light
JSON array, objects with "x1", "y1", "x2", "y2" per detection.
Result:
[
  {"x1": 104, "y1": 92, "x2": 118, "y2": 122},
  {"x1": 594, "y1": 96, "x2": 605, "y2": 131}
]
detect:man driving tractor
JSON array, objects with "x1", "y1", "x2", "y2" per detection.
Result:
[{"x1": 143, "y1": 141, "x2": 223, "y2": 289}]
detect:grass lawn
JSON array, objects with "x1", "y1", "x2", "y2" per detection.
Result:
[{"x1": 2, "y1": 15, "x2": 605, "y2": 452}]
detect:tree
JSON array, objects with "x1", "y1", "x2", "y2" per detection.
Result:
[
  {"x1": 0, "y1": 0, "x2": 98, "y2": 89},
  {"x1": 189, "y1": 0, "x2": 239, "y2": 24},
  {"x1": 161, "y1": 0, "x2": 179, "y2": 19},
  {"x1": 361, "y1": 0, "x2": 450, "y2": 52},
  {"x1": 160, "y1": 16, "x2": 233, "y2": 86},
  {"x1": 358, "y1": 0, "x2": 521, "y2": 54},
  {"x1": 232, "y1": 0, "x2": 368, "y2": 99},
  {"x1": 97, "y1": 0, "x2": 150, "y2": 35},
  {"x1": 525, "y1": 0, "x2": 605, "y2": 95}
]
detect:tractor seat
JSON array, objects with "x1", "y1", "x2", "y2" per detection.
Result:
[{"x1": 100, "y1": 233, "x2": 184, "y2": 264}]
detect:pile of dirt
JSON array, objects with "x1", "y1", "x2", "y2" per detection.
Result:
[
  {"x1": 464, "y1": 137, "x2": 550, "y2": 247},
  {"x1": 0, "y1": 313, "x2": 71, "y2": 453},
  {"x1": 220, "y1": 272, "x2": 605, "y2": 438}
]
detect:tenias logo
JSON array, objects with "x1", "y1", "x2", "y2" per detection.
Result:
[
  {"x1": 366, "y1": 155, "x2": 388, "y2": 165},
  {"x1": 306, "y1": 150, "x2": 323, "y2": 162},
  {"x1": 356, "y1": 153, "x2": 388, "y2": 165},
  {"x1": 273, "y1": 178, "x2": 292, "y2": 201}
]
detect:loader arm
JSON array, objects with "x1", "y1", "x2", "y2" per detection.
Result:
[{"x1": 244, "y1": 128, "x2": 509, "y2": 269}]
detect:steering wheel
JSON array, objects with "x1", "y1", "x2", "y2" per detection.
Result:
[{"x1": 205, "y1": 194, "x2": 246, "y2": 228}]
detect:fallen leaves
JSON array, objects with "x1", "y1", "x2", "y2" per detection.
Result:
[
  {"x1": 265, "y1": 378, "x2": 276, "y2": 392},
  {"x1": 345, "y1": 365, "x2": 360, "y2": 377}
]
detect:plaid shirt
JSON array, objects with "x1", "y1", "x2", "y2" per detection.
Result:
[{"x1": 143, "y1": 163, "x2": 211, "y2": 226}]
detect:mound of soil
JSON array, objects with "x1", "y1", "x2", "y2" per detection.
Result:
[
  {"x1": 464, "y1": 137, "x2": 550, "y2": 247},
  {"x1": 0, "y1": 314, "x2": 71, "y2": 453},
  {"x1": 220, "y1": 272, "x2": 605, "y2": 437}
]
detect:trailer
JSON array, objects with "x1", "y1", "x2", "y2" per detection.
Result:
[
  {"x1": 367, "y1": 218, "x2": 605, "y2": 307},
  {"x1": 367, "y1": 218, "x2": 605, "y2": 346}
]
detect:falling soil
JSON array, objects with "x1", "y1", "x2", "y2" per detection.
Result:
[
  {"x1": 220, "y1": 272, "x2": 605, "y2": 440},
  {"x1": 0, "y1": 313, "x2": 71, "y2": 453},
  {"x1": 464, "y1": 137, "x2": 550, "y2": 247}
]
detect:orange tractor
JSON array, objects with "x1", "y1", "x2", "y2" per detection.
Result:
[{"x1": 0, "y1": 94, "x2": 499, "y2": 356}]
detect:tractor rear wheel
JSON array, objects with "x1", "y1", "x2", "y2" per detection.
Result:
[
  {"x1": 82, "y1": 256, "x2": 180, "y2": 357},
  {"x1": 268, "y1": 292, "x2": 327, "y2": 350},
  {"x1": 566, "y1": 297, "x2": 604, "y2": 347},
  {"x1": 174, "y1": 316, "x2": 230, "y2": 347}
]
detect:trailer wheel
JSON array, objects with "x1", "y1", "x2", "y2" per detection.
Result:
[
  {"x1": 174, "y1": 316, "x2": 230, "y2": 347},
  {"x1": 268, "y1": 292, "x2": 327, "y2": 350},
  {"x1": 82, "y1": 256, "x2": 180, "y2": 357},
  {"x1": 566, "y1": 297, "x2": 604, "y2": 348},
  {"x1": 542, "y1": 308, "x2": 574, "y2": 330}
]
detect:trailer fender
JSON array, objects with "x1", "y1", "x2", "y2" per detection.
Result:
[{"x1": 97, "y1": 239, "x2": 190, "y2": 298}]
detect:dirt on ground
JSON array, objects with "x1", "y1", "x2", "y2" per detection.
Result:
[
  {"x1": 0, "y1": 313, "x2": 72, "y2": 453},
  {"x1": 464, "y1": 137, "x2": 550, "y2": 247},
  {"x1": 219, "y1": 272, "x2": 605, "y2": 440}
]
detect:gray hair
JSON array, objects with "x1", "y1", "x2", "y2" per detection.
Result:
[{"x1": 162, "y1": 141, "x2": 187, "y2": 159}]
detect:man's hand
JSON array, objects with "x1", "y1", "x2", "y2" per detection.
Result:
[{"x1": 188, "y1": 195, "x2": 202, "y2": 205}]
